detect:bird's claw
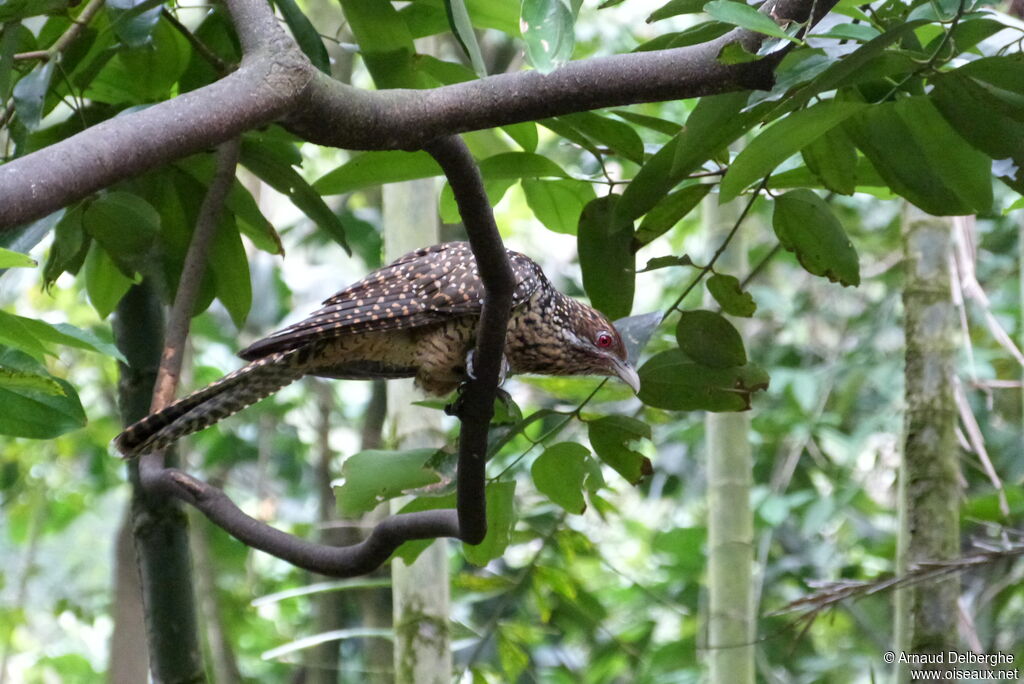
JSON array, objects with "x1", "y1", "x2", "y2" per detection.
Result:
[
  {"x1": 446, "y1": 351, "x2": 512, "y2": 417},
  {"x1": 464, "y1": 349, "x2": 510, "y2": 386}
]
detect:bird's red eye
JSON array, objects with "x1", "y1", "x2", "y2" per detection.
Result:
[{"x1": 595, "y1": 331, "x2": 614, "y2": 348}]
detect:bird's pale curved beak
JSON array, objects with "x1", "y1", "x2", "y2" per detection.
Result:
[{"x1": 610, "y1": 357, "x2": 641, "y2": 394}]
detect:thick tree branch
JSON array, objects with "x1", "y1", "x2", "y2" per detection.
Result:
[
  {"x1": 0, "y1": 0, "x2": 837, "y2": 231},
  {"x1": 425, "y1": 136, "x2": 515, "y2": 544}
]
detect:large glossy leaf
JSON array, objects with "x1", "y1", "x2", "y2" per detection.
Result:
[
  {"x1": 106, "y1": 0, "x2": 163, "y2": 48},
  {"x1": 521, "y1": 0, "x2": 574, "y2": 73},
  {"x1": 240, "y1": 139, "x2": 350, "y2": 252},
  {"x1": 12, "y1": 61, "x2": 54, "y2": 131},
  {"x1": 720, "y1": 101, "x2": 866, "y2": 201},
  {"x1": 531, "y1": 442, "x2": 591, "y2": 513},
  {"x1": 81, "y1": 191, "x2": 160, "y2": 277},
  {"x1": 800, "y1": 126, "x2": 858, "y2": 195},
  {"x1": 0, "y1": 0, "x2": 70, "y2": 21},
  {"x1": 210, "y1": 217, "x2": 252, "y2": 329},
  {"x1": 676, "y1": 309, "x2": 747, "y2": 368},
  {"x1": 273, "y1": 0, "x2": 331, "y2": 73},
  {"x1": 703, "y1": 0, "x2": 795, "y2": 41},
  {"x1": 772, "y1": 189, "x2": 860, "y2": 286},
  {"x1": 0, "y1": 349, "x2": 86, "y2": 439},
  {"x1": 522, "y1": 178, "x2": 596, "y2": 235},
  {"x1": 339, "y1": 0, "x2": 420, "y2": 88},
  {"x1": 578, "y1": 195, "x2": 635, "y2": 320},
  {"x1": 638, "y1": 349, "x2": 769, "y2": 411},
  {"x1": 88, "y1": 18, "x2": 190, "y2": 103},
  {"x1": 445, "y1": 0, "x2": 487, "y2": 76},
  {"x1": 314, "y1": 151, "x2": 443, "y2": 195},
  {"x1": 634, "y1": 184, "x2": 712, "y2": 248},
  {"x1": 334, "y1": 448, "x2": 444, "y2": 517},
  {"x1": 587, "y1": 415, "x2": 652, "y2": 485},
  {"x1": 557, "y1": 112, "x2": 645, "y2": 164},
  {"x1": 83, "y1": 244, "x2": 135, "y2": 319},
  {"x1": 462, "y1": 481, "x2": 516, "y2": 566},
  {"x1": 616, "y1": 92, "x2": 758, "y2": 224},
  {"x1": 479, "y1": 152, "x2": 568, "y2": 180},
  {"x1": 843, "y1": 98, "x2": 992, "y2": 216},
  {"x1": 647, "y1": 0, "x2": 706, "y2": 22},
  {"x1": 0, "y1": 247, "x2": 34, "y2": 269}
]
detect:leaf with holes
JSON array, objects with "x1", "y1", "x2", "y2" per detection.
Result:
[
  {"x1": 588, "y1": 415, "x2": 652, "y2": 484},
  {"x1": 707, "y1": 274, "x2": 756, "y2": 317},
  {"x1": 335, "y1": 448, "x2": 444, "y2": 517},
  {"x1": 532, "y1": 442, "x2": 592, "y2": 513}
]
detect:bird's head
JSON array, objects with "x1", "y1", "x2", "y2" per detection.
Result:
[{"x1": 559, "y1": 300, "x2": 641, "y2": 393}]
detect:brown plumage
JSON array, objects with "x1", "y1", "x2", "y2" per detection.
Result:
[{"x1": 114, "y1": 243, "x2": 640, "y2": 457}]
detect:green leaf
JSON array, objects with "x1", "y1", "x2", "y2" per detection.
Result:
[
  {"x1": 522, "y1": 178, "x2": 596, "y2": 235},
  {"x1": 479, "y1": 152, "x2": 568, "y2": 180},
  {"x1": 720, "y1": 101, "x2": 866, "y2": 201},
  {"x1": 638, "y1": 349, "x2": 769, "y2": 411},
  {"x1": 707, "y1": 274, "x2": 756, "y2": 317},
  {"x1": 616, "y1": 92, "x2": 757, "y2": 223},
  {"x1": 587, "y1": 415, "x2": 652, "y2": 485},
  {"x1": 446, "y1": 0, "x2": 487, "y2": 76},
  {"x1": 12, "y1": 61, "x2": 54, "y2": 131},
  {"x1": 0, "y1": 24, "x2": 20, "y2": 103},
  {"x1": 772, "y1": 190, "x2": 860, "y2": 286},
  {"x1": 0, "y1": 247, "x2": 35, "y2": 269},
  {"x1": 930, "y1": 68, "x2": 1024, "y2": 189},
  {"x1": 843, "y1": 97, "x2": 992, "y2": 216},
  {"x1": 800, "y1": 126, "x2": 858, "y2": 195},
  {"x1": 557, "y1": 112, "x2": 645, "y2": 164},
  {"x1": 703, "y1": 0, "x2": 796, "y2": 42},
  {"x1": 107, "y1": 0, "x2": 163, "y2": 48},
  {"x1": 273, "y1": 0, "x2": 331, "y2": 73},
  {"x1": 462, "y1": 481, "x2": 516, "y2": 566},
  {"x1": 314, "y1": 151, "x2": 443, "y2": 195},
  {"x1": 501, "y1": 122, "x2": 538, "y2": 152},
  {"x1": 0, "y1": 0, "x2": 70, "y2": 21},
  {"x1": 43, "y1": 206, "x2": 90, "y2": 287},
  {"x1": 81, "y1": 191, "x2": 160, "y2": 276},
  {"x1": 611, "y1": 109, "x2": 681, "y2": 136},
  {"x1": 338, "y1": 0, "x2": 420, "y2": 88},
  {"x1": 83, "y1": 243, "x2": 135, "y2": 319},
  {"x1": 647, "y1": 0, "x2": 706, "y2": 22},
  {"x1": 0, "y1": 349, "x2": 86, "y2": 439},
  {"x1": 521, "y1": 0, "x2": 575, "y2": 74},
  {"x1": 6, "y1": 314, "x2": 126, "y2": 361},
  {"x1": 0, "y1": 363, "x2": 64, "y2": 396},
  {"x1": 676, "y1": 309, "x2": 747, "y2": 368},
  {"x1": 210, "y1": 217, "x2": 252, "y2": 329},
  {"x1": 578, "y1": 195, "x2": 635, "y2": 320},
  {"x1": 240, "y1": 139, "x2": 350, "y2": 253},
  {"x1": 0, "y1": 311, "x2": 50, "y2": 359},
  {"x1": 634, "y1": 184, "x2": 712, "y2": 247},
  {"x1": 531, "y1": 442, "x2": 591, "y2": 513},
  {"x1": 637, "y1": 254, "x2": 693, "y2": 272},
  {"x1": 335, "y1": 448, "x2": 443, "y2": 517}
]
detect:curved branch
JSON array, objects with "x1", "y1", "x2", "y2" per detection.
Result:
[
  {"x1": 0, "y1": 0, "x2": 835, "y2": 231},
  {"x1": 139, "y1": 463, "x2": 461, "y2": 577},
  {"x1": 425, "y1": 136, "x2": 515, "y2": 544},
  {"x1": 132, "y1": 135, "x2": 507, "y2": 574}
]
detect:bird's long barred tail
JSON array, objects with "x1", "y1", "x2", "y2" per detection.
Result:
[{"x1": 113, "y1": 349, "x2": 308, "y2": 457}]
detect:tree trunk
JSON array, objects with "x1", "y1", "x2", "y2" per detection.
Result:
[
  {"x1": 384, "y1": 177, "x2": 452, "y2": 684},
  {"x1": 113, "y1": 282, "x2": 205, "y2": 683},
  {"x1": 702, "y1": 195, "x2": 755, "y2": 684},
  {"x1": 894, "y1": 206, "x2": 960, "y2": 682}
]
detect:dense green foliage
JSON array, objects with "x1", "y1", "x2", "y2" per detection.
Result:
[{"x1": 2, "y1": 0, "x2": 1024, "y2": 680}]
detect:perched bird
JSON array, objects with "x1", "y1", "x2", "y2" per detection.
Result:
[{"x1": 114, "y1": 242, "x2": 640, "y2": 457}]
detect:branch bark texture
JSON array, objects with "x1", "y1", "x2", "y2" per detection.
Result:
[{"x1": 0, "y1": 0, "x2": 837, "y2": 230}]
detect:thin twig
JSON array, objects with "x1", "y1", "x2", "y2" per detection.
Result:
[
  {"x1": 150, "y1": 138, "x2": 241, "y2": 413},
  {"x1": 663, "y1": 176, "x2": 771, "y2": 320},
  {"x1": 162, "y1": 8, "x2": 234, "y2": 75}
]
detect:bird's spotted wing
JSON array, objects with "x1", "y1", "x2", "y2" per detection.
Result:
[{"x1": 238, "y1": 243, "x2": 545, "y2": 361}]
